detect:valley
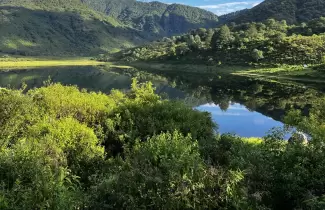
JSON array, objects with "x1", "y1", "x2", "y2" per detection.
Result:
[{"x1": 2, "y1": 0, "x2": 325, "y2": 209}]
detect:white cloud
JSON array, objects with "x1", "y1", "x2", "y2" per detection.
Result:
[{"x1": 198, "y1": 1, "x2": 262, "y2": 15}]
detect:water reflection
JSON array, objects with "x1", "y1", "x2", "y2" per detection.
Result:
[
  {"x1": 0, "y1": 66, "x2": 132, "y2": 93},
  {"x1": 197, "y1": 103, "x2": 284, "y2": 137},
  {"x1": 1, "y1": 65, "x2": 324, "y2": 138}
]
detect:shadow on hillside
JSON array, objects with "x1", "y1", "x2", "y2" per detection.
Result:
[
  {"x1": 160, "y1": 13, "x2": 218, "y2": 36},
  {"x1": 0, "y1": 6, "x2": 148, "y2": 56}
]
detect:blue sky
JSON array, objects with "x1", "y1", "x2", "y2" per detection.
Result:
[{"x1": 141, "y1": 0, "x2": 263, "y2": 15}]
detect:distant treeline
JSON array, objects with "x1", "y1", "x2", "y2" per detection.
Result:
[{"x1": 111, "y1": 18, "x2": 325, "y2": 65}]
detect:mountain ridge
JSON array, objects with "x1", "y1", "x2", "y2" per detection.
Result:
[
  {"x1": 82, "y1": 0, "x2": 219, "y2": 37},
  {"x1": 220, "y1": 0, "x2": 325, "y2": 24}
]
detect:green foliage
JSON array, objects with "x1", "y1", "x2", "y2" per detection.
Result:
[
  {"x1": 0, "y1": 140, "x2": 83, "y2": 209},
  {"x1": 90, "y1": 131, "x2": 226, "y2": 209},
  {"x1": 1, "y1": 77, "x2": 325, "y2": 209},
  {"x1": 28, "y1": 83, "x2": 115, "y2": 125},
  {"x1": 103, "y1": 79, "x2": 216, "y2": 156},
  {"x1": 0, "y1": 88, "x2": 40, "y2": 148},
  {"x1": 0, "y1": 80, "x2": 220, "y2": 209},
  {"x1": 115, "y1": 18, "x2": 325, "y2": 65},
  {"x1": 252, "y1": 49, "x2": 264, "y2": 62},
  {"x1": 26, "y1": 117, "x2": 105, "y2": 183},
  {"x1": 213, "y1": 133, "x2": 325, "y2": 209},
  {"x1": 211, "y1": 25, "x2": 233, "y2": 49}
]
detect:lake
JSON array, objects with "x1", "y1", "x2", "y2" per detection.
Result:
[
  {"x1": 196, "y1": 103, "x2": 284, "y2": 137},
  {"x1": 1, "y1": 64, "x2": 323, "y2": 138}
]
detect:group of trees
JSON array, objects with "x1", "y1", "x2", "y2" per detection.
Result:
[
  {"x1": 1, "y1": 80, "x2": 325, "y2": 209},
  {"x1": 116, "y1": 18, "x2": 325, "y2": 66}
]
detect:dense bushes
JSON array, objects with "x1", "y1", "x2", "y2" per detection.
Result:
[
  {"x1": 0, "y1": 80, "x2": 221, "y2": 209},
  {"x1": 89, "y1": 131, "x2": 226, "y2": 209},
  {"x1": 1, "y1": 80, "x2": 325, "y2": 209}
]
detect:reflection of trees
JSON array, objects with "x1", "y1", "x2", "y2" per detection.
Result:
[
  {"x1": 219, "y1": 100, "x2": 230, "y2": 111},
  {"x1": 252, "y1": 83, "x2": 264, "y2": 94},
  {"x1": 245, "y1": 98, "x2": 257, "y2": 112},
  {"x1": 126, "y1": 66, "x2": 325, "y2": 123},
  {"x1": 276, "y1": 99, "x2": 287, "y2": 109},
  {"x1": 211, "y1": 91, "x2": 233, "y2": 111}
]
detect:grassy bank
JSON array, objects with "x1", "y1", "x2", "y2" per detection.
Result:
[
  {"x1": 233, "y1": 65, "x2": 325, "y2": 84},
  {"x1": 128, "y1": 61, "x2": 325, "y2": 84},
  {"x1": 0, "y1": 57, "x2": 106, "y2": 68}
]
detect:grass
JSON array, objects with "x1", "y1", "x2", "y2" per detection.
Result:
[
  {"x1": 0, "y1": 58, "x2": 105, "y2": 69},
  {"x1": 233, "y1": 64, "x2": 325, "y2": 83}
]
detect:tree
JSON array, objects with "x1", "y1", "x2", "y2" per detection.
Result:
[
  {"x1": 205, "y1": 28, "x2": 215, "y2": 47},
  {"x1": 211, "y1": 25, "x2": 233, "y2": 49},
  {"x1": 187, "y1": 34, "x2": 202, "y2": 50},
  {"x1": 246, "y1": 24, "x2": 259, "y2": 40},
  {"x1": 252, "y1": 49, "x2": 264, "y2": 62},
  {"x1": 194, "y1": 35, "x2": 202, "y2": 48}
]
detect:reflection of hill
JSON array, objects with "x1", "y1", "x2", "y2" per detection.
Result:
[
  {"x1": 131, "y1": 69, "x2": 324, "y2": 123},
  {"x1": 0, "y1": 66, "x2": 131, "y2": 92},
  {"x1": 1, "y1": 64, "x2": 323, "y2": 123}
]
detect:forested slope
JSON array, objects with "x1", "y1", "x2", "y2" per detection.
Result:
[
  {"x1": 222, "y1": 0, "x2": 325, "y2": 24},
  {"x1": 112, "y1": 18, "x2": 325, "y2": 66},
  {"x1": 82, "y1": 0, "x2": 219, "y2": 38}
]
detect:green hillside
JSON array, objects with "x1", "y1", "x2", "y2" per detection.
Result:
[
  {"x1": 221, "y1": 0, "x2": 325, "y2": 24},
  {"x1": 0, "y1": 0, "x2": 145, "y2": 56},
  {"x1": 111, "y1": 18, "x2": 325, "y2": 66},
  {"x1": 0, "y1": 0, "x2": 219, "y2": 56}
]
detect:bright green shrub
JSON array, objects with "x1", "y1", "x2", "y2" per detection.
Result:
[
  {"x1": 28, "y1": 83, "x2": 117, "y2": 125},
  {"x1": 0, "y1": 139, "x2": 82, "y2": 209},
  {"x1": 101, "y1": 79, "x2": 216, "y2": 157},
  {"x1": 0, "y1": 88, "x2": 41, "y2": 148},
  {"x1": 26, "y1": 117, "x2": 105, "y2": 183}
]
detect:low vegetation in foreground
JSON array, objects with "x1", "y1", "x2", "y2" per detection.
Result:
[{"x1": 1, "y1": 79, "x2": 325, "y2": 209}]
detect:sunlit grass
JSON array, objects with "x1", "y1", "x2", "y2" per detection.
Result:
[
  {"x1": 0, "y1": 58, "x2": 105, "y2": 69},
  {"x1": 236, "y1": 65, "x2": 306, "y2": 74}
]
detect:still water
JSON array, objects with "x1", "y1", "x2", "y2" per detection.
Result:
[
  {"x1": 0, "y1": 65, "x2": 321, "y2": 137},
  {"x1": 197, "y1": 103, "x2": 284, "y2": 137}
]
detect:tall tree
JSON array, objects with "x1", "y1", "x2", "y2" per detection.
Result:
[
  {"x1": 205, "y1": 29, "x2": 215, "y2": 47},
  {"x1": 211, "y1": 25, "x2": 233, "y2": 49},
  {"x1": 246, "y1": 24, "x2": 259, "y2": 40}
]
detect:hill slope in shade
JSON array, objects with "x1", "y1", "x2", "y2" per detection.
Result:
[
  {"x1": 220, "y1": 0, "x2": 325, "y2": 24},
  {"x1": 0, "y1": 0, "x2": 144, "y2": 56}
]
